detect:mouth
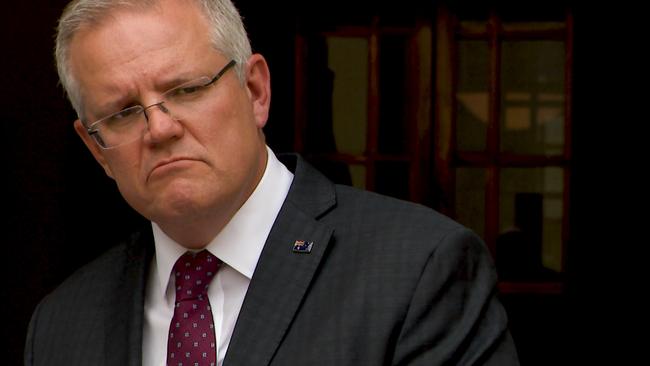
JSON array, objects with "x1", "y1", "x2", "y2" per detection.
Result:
[{"x1": 148, "y1": 157, "x2": 201, "y2": 181}]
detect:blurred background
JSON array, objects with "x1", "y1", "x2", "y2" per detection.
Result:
[{"x1": 3, "y1": 0, "x2": 623, "y2": 364}]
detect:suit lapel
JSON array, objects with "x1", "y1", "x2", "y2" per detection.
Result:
[
  {"x1": 224, "y1": 155, "x2": 336, "y2": 366},
  {"x1": 104, "y1": 229, "x2": 154, "y2": 366}
]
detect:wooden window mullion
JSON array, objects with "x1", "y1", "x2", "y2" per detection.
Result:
[
  {"x1": 561, "y1": 10, "x2": 574, "y2": 273},
  {"x1": 409, "y1": 21, "x2": 433, "y2": 204},
  {"x1": 366, "y1": 17, "x2": 381, "y2": 192},
  {"x1": 435, "y1": 6, "x2": 456, "y2": 216},
  {"x1": 485, "y1": 13, "x2": 502, "y2": 256}
]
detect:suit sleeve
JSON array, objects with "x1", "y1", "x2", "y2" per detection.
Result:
[
  {"x1": 392, "y1": 227, "x2": 519, "y2": 365},
  {"x1": 24, "y1": 298, "x2": 43, "y2": 366}
]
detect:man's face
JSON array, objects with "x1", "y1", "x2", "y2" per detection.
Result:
[{"x1": 69, "y1": 0, "x2": 271, "y2": 245}]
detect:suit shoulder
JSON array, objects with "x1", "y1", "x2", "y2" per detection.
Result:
[
  {"x1": 40, "y1": 230, "x2": 150, "y2": 307},
  {"x1": 325, "y1": 184, "x2": 491, "y2": 266},
  {"x1": 333, "y1": 184, "x2": 465, "y2": 235}
]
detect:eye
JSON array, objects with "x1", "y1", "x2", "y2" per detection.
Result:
[
  {"x1": 110, "y1": 107, "x2": 140, "y2": 120},
  {"x1": 165, "y1": 77, "x2": 212, "y2": 100},
  {"x1": 175, "y1": 85, "x2": 206, "y2": 95},
  {"x1": 102, "y1": 105, "x2": 143, "y2": 129}
]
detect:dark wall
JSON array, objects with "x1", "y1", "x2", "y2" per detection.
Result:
[{"x1": 3, "y1": 2, "x2": 97, "y2": 363}]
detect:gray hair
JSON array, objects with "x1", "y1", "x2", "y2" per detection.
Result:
[{"x1": 55, "y1": 0, "x2": 252, "y2": 117}]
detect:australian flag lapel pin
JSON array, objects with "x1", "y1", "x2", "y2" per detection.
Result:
[{"x1": 292, "y1": 240, "x2": 314, "y2": 254}]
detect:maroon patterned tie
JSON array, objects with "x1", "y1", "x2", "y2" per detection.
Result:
[{"x1": 167, "y1": 250, "x2": 221, "y2": 366}]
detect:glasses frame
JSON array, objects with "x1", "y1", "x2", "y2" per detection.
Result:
[{"x1": 86, "y1": 59, "x2": 237, "y2": 149}]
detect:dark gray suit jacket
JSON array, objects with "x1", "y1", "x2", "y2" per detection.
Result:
[{"x1": 25, "y1": 154, "x2": 518, "y2": 365}]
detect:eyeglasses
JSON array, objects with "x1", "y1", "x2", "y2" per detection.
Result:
[{"x1": 85, "y1": 60, "x2": 237, "y2": 149}]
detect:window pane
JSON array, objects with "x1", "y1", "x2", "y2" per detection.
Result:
[
  {"x1": 500, "y1": 41, "x2": 565, "y2": 155},
  {"x1": 498, "y1": 168, "x2": 564, "y2": 281},
  {"x1": 455, "y1": 168, "x2": 486, "y2": 239},
  {"x1": 327, "y1": 37, "x2": 369, "y2": 155},
  {"x1": 375, "y1": 162, "x2": 409, "y2": 200},
  {"x1": 378, "y1": 35, "x2": 409, "y2": 154},
  {"x1": 349, "y1": 164, "x2": 367, "y2": 190},
  {"x1": 456, "y1": 40, "x2": 489, "y2": 152}
]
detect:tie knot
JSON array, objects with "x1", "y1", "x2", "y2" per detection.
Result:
[{"x1": 173, "y1": 250, "x2": 221, "y2": 301}]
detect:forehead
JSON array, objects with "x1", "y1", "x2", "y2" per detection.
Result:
[{"x1": 68, "y1": 0, "x2": 217, "y2": 107}]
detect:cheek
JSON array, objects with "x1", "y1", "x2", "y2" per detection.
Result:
[
  {"x1": 103, "y1": 148, "x2": 144, "y2": 190},
  {"x1": 199, "y1": 94, "x2": 258, "y2": 149}
]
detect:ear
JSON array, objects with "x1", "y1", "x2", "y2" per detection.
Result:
[
  {"x1": 245, "y1": 54, "x2": 271, "y2": 129},
  {"x1": 73, "y1": 119, "x2": 115, "y2": 179}
]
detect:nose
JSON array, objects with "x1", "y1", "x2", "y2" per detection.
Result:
[{"x1": 142, "y1": 102, "x2": 184, "y2": 145}]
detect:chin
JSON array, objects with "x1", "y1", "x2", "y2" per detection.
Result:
[
  {"x1": 162, "y1": 183, "x2": 208, "y2": 215},
  {"x1": 129, "y1": 180, "x2": 204, "y2": 219}
]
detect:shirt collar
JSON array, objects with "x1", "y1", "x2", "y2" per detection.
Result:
[{"x1": 152, "y1": 145, "x2": 294, "y2": 298}]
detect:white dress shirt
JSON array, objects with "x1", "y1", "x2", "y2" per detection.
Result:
[{"x1": 142, "y1": 146, "x2": 293, "y2": 366}]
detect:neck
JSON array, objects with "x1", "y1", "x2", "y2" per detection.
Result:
[{"x1": 157, "y1": 216, "x2": 229, "y2": 249}]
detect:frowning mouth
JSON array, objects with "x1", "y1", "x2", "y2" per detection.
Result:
[{"x1": 148, "y1": 157, "x2": 201, "y2": 181}]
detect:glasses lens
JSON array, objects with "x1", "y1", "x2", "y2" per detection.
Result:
[
  {"x1": 162, "y1": 76, "x2": 212, "y2": 110},
  {"x1": 91, "y1": 105, "x2": 146, "y2": 148}
]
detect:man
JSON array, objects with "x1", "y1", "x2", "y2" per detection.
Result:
[{"x1": 25, "y1": 0, "x2": 519, "y2": 365}]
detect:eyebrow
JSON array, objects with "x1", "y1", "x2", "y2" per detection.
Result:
[
  {"x1": 85, "y1": 68, "x2": 210, "y2": 122},
  {"x1": 155, "y1": 69, "x2": 207, "y2": 93},
  {"x1": 95, "y1": 95, "x2": 135, "y2": 117},
  {"x1": 83, "y1": 90, "x2": 136, "y2": 123}
]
